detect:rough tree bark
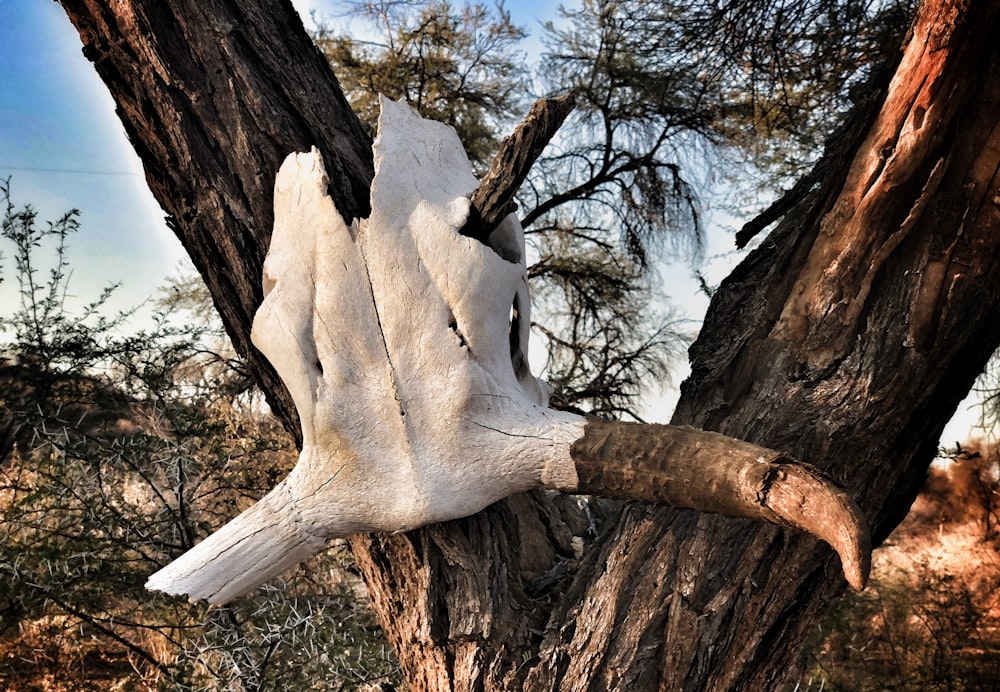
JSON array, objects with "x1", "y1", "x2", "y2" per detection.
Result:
[
  {"x1": 56, "y1": 0, "x2": 1000, "y2": 689},
  {"x1": 54, "y1": 0, "x2": 375, "y2": 443}
]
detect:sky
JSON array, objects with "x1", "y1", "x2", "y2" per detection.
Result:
[
  {"x1": 0, "y1": 0, "x2": 987, "y2": 439},
  {"x1": 0, "y1": 0, "x2": 183, "y2": 314},
  {"x1": 0, "y1": 0, "x2": 570, "y2": 315}
]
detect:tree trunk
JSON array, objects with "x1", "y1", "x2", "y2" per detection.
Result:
[
  {"x1": 56, "y1": 0, "x2": 1000, "y2": 689},
  {"x1": 527, "y1": 2, "x2": 1000, "y2": 686},
  {"x1": 56, "y1": 0, "x2": 375, "y2": 443}
]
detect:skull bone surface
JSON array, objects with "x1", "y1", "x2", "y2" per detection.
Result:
[{"x1": 146, "y1": 98, "x2": 583, "y2": 603}]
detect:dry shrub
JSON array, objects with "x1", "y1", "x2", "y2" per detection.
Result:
[
  {"x1": 0, "y1": 187, "x2": 399, "y2": 690},
  {"x1": 796, "y1": 440, "x2": 1000, "y2": 691}
]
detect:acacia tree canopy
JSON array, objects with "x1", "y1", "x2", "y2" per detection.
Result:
[{"x1": 52, "y1": 0, "x2": 1000, "y2": 689}]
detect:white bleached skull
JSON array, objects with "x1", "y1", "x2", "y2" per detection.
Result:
[{"x1": 146, "y1": 98, "x2": 583, "y2": 603}]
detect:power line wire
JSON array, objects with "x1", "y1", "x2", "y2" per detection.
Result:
[{"x1": 0, "y1": 164, "x2": 140, "y2": 177}]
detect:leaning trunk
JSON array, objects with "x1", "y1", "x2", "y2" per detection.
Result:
[
  {"x1": 57, "y1": 0, "x2": 1000, "y2": 689},
  {"x1": 524, "y1": 1, "x2": 1000, "y2": 687}
]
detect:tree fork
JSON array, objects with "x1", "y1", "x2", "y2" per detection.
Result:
[{"x1": 54, "y1": 0, "x2": 1000, "y2": 689}]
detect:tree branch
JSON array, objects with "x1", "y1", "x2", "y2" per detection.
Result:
[{"x1": 461, "y1": 93, "x2": 576, "y2": 244}]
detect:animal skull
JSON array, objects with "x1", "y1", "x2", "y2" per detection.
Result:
[{"x1": 146, "y1": 98, "x2": 869, "y2": 604}]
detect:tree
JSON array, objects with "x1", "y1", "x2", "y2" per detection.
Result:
[
  {"x1": 315, "y1": 0, "x2": 527, "y2": 170},
  {"x1": 53, "y1": 0, "x2": 1000, "y2": 689}
]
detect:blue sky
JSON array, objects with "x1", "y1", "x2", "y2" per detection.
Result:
[
  {"x1": 0, "y1": 0, "x2": 565, "y2": 316},
  {"x1": 0, "y1": 0, "x2": 184, "y2": 315}
]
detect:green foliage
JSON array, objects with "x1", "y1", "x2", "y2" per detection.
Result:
[
  {"x1": 527, "y1": 1, "x2": 911, "y2": 415},
  {"x1": 534, "y1": 0, "x2": 915, "y2": 224},
  {"x1": 656, "y1": 0, "x2": 916, "y2": 178},
  {"x1": 0, "y1": 183, "x2": 398, "y2": 690},
  {"x1": 528, "y1": 225, "x2": 686, "y2": 420},
  {"x1": 316, "y1": 0, "x2": 526, "y2": 168},
  {"x1": 531, "y1": 0, "x2": 714, "y2": 265}
]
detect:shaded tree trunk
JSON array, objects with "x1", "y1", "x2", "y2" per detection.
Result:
[{"x1": 56, "y1": 0, "x2": 1000, "y2": 689}]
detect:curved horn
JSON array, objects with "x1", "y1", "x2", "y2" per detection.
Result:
[{"x1": 568, "y1": 419, "x2": 871, "y2": 590}]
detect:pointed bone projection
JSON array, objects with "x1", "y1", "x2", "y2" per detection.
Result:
[{"x1": 146, "y1": 98, "x2": 870, "y2": 604}]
